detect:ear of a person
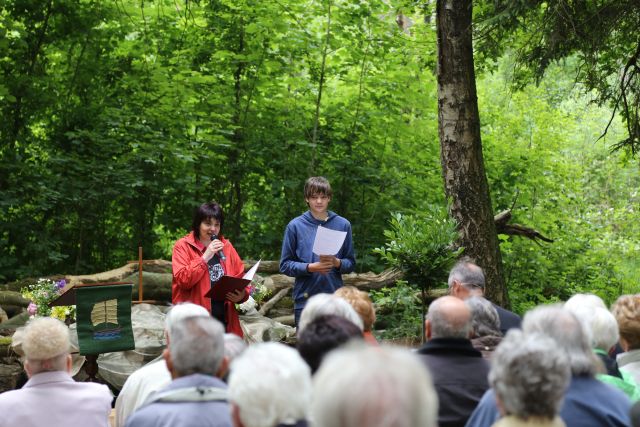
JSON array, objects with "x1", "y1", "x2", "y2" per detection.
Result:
[
  {"x1": 216, "y1": 356, "x2": 230, "y2": 379},
  {"x1": 163, "y1": 348, "x2": 175, "y2": 378}
]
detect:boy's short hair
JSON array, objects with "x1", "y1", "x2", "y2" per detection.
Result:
[{"x1": 304, "y1": 177, "x2": 332, "y2": 199}]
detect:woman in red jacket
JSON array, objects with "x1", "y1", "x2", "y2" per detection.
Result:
[{"x1": 172, "y1": 201, "x2": 249, "y2": 337}]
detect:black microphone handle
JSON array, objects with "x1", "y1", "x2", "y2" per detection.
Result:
[{"x1": 211, "y1": 234, "x2": 226, "y2": 261}]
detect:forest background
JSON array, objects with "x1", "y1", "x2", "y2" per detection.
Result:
[{"x1": 1, "y1": 0, "x2": 639, "y2": 333}]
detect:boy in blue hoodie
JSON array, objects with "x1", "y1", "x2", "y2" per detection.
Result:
[{"x1": 280, "y1": 176, "x2": 356, "y2": 327}]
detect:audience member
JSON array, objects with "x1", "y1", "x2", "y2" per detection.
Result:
[
  {"x1": 297, "y1": 314, "x2": 363, "y2": 374},
  {"x1": 466, "y1": 304, "x2": 631, "y2": 427},
  {"x1": 466, "y1": 296, "x2": 502, "y2": 359},
  {"x1": 228, "y1": 342, "x2": 311, "y2": 427},
  {"x1": 219, "y1": 333, "x2": 248, "y2": 383},
  {"x1": 417, "y1": 295, "x2": 490, "y2": 427},
  {"x1": 125, "y1": 316, "x2": 231, "y2": 427},
  {"x1": 564, "y1": 293, "x2": 607, "y2": 312},
  {"x1": 335, "y1": 285, "x2": 378, "y2": 344},
  {"x1": 448, "y1": 258, "x2": 520, "y2": 334},
  {"x1": 297, "y1": 293, "x2": 363, "y2": 334},
  {"x1": 612, "y1": 295, "x2": 640, "y2": 385},
  {"x1": 489, "y1": 330, "x2": 570, "y2": 427},
  {"x1": 0, "y1": 317, "x2": 112, "y2": 427},
  {"x1": 567, "y1": 304, "x2": 640, "y2": 400},
  {"x1": 311, "y1": 344, "x2": 438, "y2": 427},
  {"x1": 116, "y1": 303, "x2": 211, "y2": 426}
]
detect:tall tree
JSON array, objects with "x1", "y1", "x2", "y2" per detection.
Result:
[{"x1": 436, "y1": 0, "x2": 507, "y2": 303}]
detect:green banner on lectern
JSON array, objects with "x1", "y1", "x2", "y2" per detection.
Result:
[{"x1": 76, "y1": 284, "x2": 135, "y2": 355}]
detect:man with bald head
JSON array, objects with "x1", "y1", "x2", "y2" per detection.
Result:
[{"x1": 417, "y1": 296, "x2": 490, "y2": 427}]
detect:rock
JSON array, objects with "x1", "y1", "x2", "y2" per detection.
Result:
[{"x1": 0, "y1": 362, "x2": 23, "y2": 393}]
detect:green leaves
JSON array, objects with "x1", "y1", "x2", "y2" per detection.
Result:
[{"x1": 374, "y1": 207, "x2": 462, "y2": 289}]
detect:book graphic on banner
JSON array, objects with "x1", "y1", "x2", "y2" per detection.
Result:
[{"x1": 205, "y1": 260, "x2": 261, "y2": 302}]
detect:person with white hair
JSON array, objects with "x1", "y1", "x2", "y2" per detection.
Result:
[
  {"x1": 567, "y1": 304, "x2": 640, "y2": 400},
  {"x1": 228, "y1": 342, "x2": 311, "y2": 427},
  {"x1": 297, "y1": 293, "x2": 363, "y2": 334},
  {"x1": 0, "y1": 317, "x2": 112, "y2": 427},
  {"x1": 115, "y1": 303, "x2": 211, "y2": 426},
  {"x1": 489, "y1": 330, "x2": 571, "y2": 426},
  {"x1": 311, "y1": 344, "x2": 438, "y2": 427},
  {"x1": 466, "y1": 304, "x2": 631, "y2": 427},
  {"x1": 466, "y1": 296, "x2": 503, "y2": 359},
  {"x1": 125, "y1": 316, "x2": 232, "y2": 427}
]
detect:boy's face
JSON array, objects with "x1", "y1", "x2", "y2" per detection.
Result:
[{"x1": 306, "y1": 193, "x2": 331, "y2": 217}]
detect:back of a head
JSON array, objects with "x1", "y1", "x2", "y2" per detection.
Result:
[
  {"x1": 427, "y1": 296, "x2": 472, "y2": 339},
  {"x1": 490, "y1": 330, "x2": 570, "y2": 419},
  {"x1": 612, "y1": 294, "x2": 640, "y2": 350},
  {"x1": 22, "y1": 317, "x2": 70, "y2": 373},
  {"x1": 312, "y1": 344, "x2": 438, "y2": 427},
  {"x1": 564, "y1": 293, "x2": 606, "y2": 312},
  {"x1": 169, "y1": 316, "x2": 225, "y2": 377},
  {"x1": 465, "y1": 296, "x2": 501, "y2": 338},
  {"x1": 165, "y1": 302, "x2": 210, "y2": 333},
  {"x1": 224, "y1": 333, "x2": 247, "y2": 362},
  {"x1": 298, "y1": 293, "x2": 364, "y2": 335},
  {"x1": 297, "y1": 314, "x2": 363, "y2": 374},
  {"x1": 522, "y1": 304, "x2": 595, "y2": 376},
  {"x1": 334, "y1": 286, "x2": 376, "y2": 332},
  {"x1": 448, "y1": 258, "x2": 485, "y2": 291},
  {"x1": 229, "y1": 342, "x2": 311, "y2": 427},
  {"x1": 569, "y1": 305, "x2": 619, "y2": 351}
]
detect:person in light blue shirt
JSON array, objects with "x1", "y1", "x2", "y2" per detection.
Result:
[{"x1": 280, "y1": 177, "x2": 355, "y2": 326}]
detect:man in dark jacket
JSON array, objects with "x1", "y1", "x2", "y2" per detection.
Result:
[
  {"x1": 447, "y1": 258, "x2": 521, "y2": 334},
  {"x1": 417, "y1": 296, "x2": 490, "y2": 427}
]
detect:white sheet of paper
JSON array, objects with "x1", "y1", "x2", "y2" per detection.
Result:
[
  {"x1": 312, "y1": 226, "x2": 347, "y2": 256},
  {"x1": 243, "y1": 259, "x2": 261, "y2": 280}
]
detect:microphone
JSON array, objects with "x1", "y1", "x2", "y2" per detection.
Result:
[{"x1": 210, "y1": 234, "x2": 226, "y2": 261}]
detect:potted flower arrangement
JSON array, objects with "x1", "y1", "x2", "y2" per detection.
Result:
[{"x1": 21, "y1": 278, "x2": 76, "y2": 322}]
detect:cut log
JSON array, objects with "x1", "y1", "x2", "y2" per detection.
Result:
[
  {"x1": 0, "y1": 292, "x2": 29, "y2": 308},
  {"x1": 259, "y1": 288, "x2": 290, "y2": 316}
]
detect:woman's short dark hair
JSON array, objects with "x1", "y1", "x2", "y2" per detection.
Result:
[{"x1": 192, "y1": 202, "x2": 224, "y2": 239}]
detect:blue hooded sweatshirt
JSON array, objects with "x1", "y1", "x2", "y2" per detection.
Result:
[{"x1": 279, "y1": 210, "x2": 355, "y2": 309}]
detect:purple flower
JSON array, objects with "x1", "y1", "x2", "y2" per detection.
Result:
[
  {"x1": 56, "y1": 279, "x2": 67, "y2": 290},
  {"x1": 27, "y1": 302, "x2": 37, "y2": 316}
]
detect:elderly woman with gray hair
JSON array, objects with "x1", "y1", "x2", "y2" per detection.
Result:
[
  {"x1": 489, "y1": 330, "x2": 571, "y2": 427},
  {"x1": 466, "y1": 296, "x2": 503, "y2": 359}
]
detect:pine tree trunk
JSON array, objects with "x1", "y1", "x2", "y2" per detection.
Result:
[{"x1": 436, "y1": 0, "x2": 507, "y2": 305}]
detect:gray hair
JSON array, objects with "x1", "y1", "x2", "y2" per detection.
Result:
[
  {"x1": 564, "y1": 293, "x2": 606, "y2": 312},
  {"x1": 165, "y1": 302, "x2": 210, "y2": 334},
  {"x1": 229, "y1": 343, "x2": 311, "y2": 427},
  {"x1": 426, "y1": 296, "x2": 472, "y2": 339},
  {"x1": 311, "y1": 344, "x2": 438, "y2": 427},
  {"x1": 522, "y1": 304, "x2": 597, "y2": 376},
  {"x1": 466, "y1": 296, "x2": 502, "y2": 337},
  {"x1": 224, "y1": 333, "x2": 247, "y2": 362},
  {"x1": 169, "y1": 316, "x2": 225, "y2": 377},
  {"x1": 298, "y1": 293, "x2": 364, "y2": 335},
  {"x1": 490, "y1": 330, "x2": 570, "y2": 419},
  {"x1": 569, "y1": 306, "x2": 620, "y2": 352},
  {"x1": 448, "y1": 258, "x2": 486, "y2": 290}
]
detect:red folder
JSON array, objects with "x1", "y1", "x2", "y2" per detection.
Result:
[{"x1": 205, "y1": 260, "x2": 260, "y2": 302}]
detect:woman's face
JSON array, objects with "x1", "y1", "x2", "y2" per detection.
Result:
[{"x1": 199, "y1": 217, "x2": 221, "y2": 240}]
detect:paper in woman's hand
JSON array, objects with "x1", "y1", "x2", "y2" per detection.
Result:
[{"x1": 312, "y1": 225, "x2": 347, "y2": 256}]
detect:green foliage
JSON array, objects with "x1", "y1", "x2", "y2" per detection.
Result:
[
  {"x1": 374, "y1": 208, "x2": 462, "y2": 290},
  {"x1": 369, "y1": 281, "x2": 422, "y2": 341}
]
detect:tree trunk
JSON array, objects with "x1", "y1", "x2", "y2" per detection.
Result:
[{"x1": 436, "y1": 0, "x2": 507, "y2": 305}]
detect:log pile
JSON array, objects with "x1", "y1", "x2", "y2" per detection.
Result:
[{"x1": 0, "y1": 260, "x2": 404, "y2": 328}]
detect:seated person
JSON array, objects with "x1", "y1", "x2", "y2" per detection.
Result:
[
  {"x1": 335, "y1": 286, "x2": 378, "y2": 344},
  {"x1": 228, "y1": 342, "x2": 311, "y2": 427},
  {"x1": 0, "y1": 317, "x2": 112, "y2": 427},
  {"x1": 297, "y1": 314, "x2": 363, "y2": 374},
  {"x1": 489, "y1": 330, "x2": 571, "y2": 427}
]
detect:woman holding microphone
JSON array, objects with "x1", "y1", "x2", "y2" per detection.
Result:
[{"x1": 171, "y1": 201, "x2": 248, "y2": 337}]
